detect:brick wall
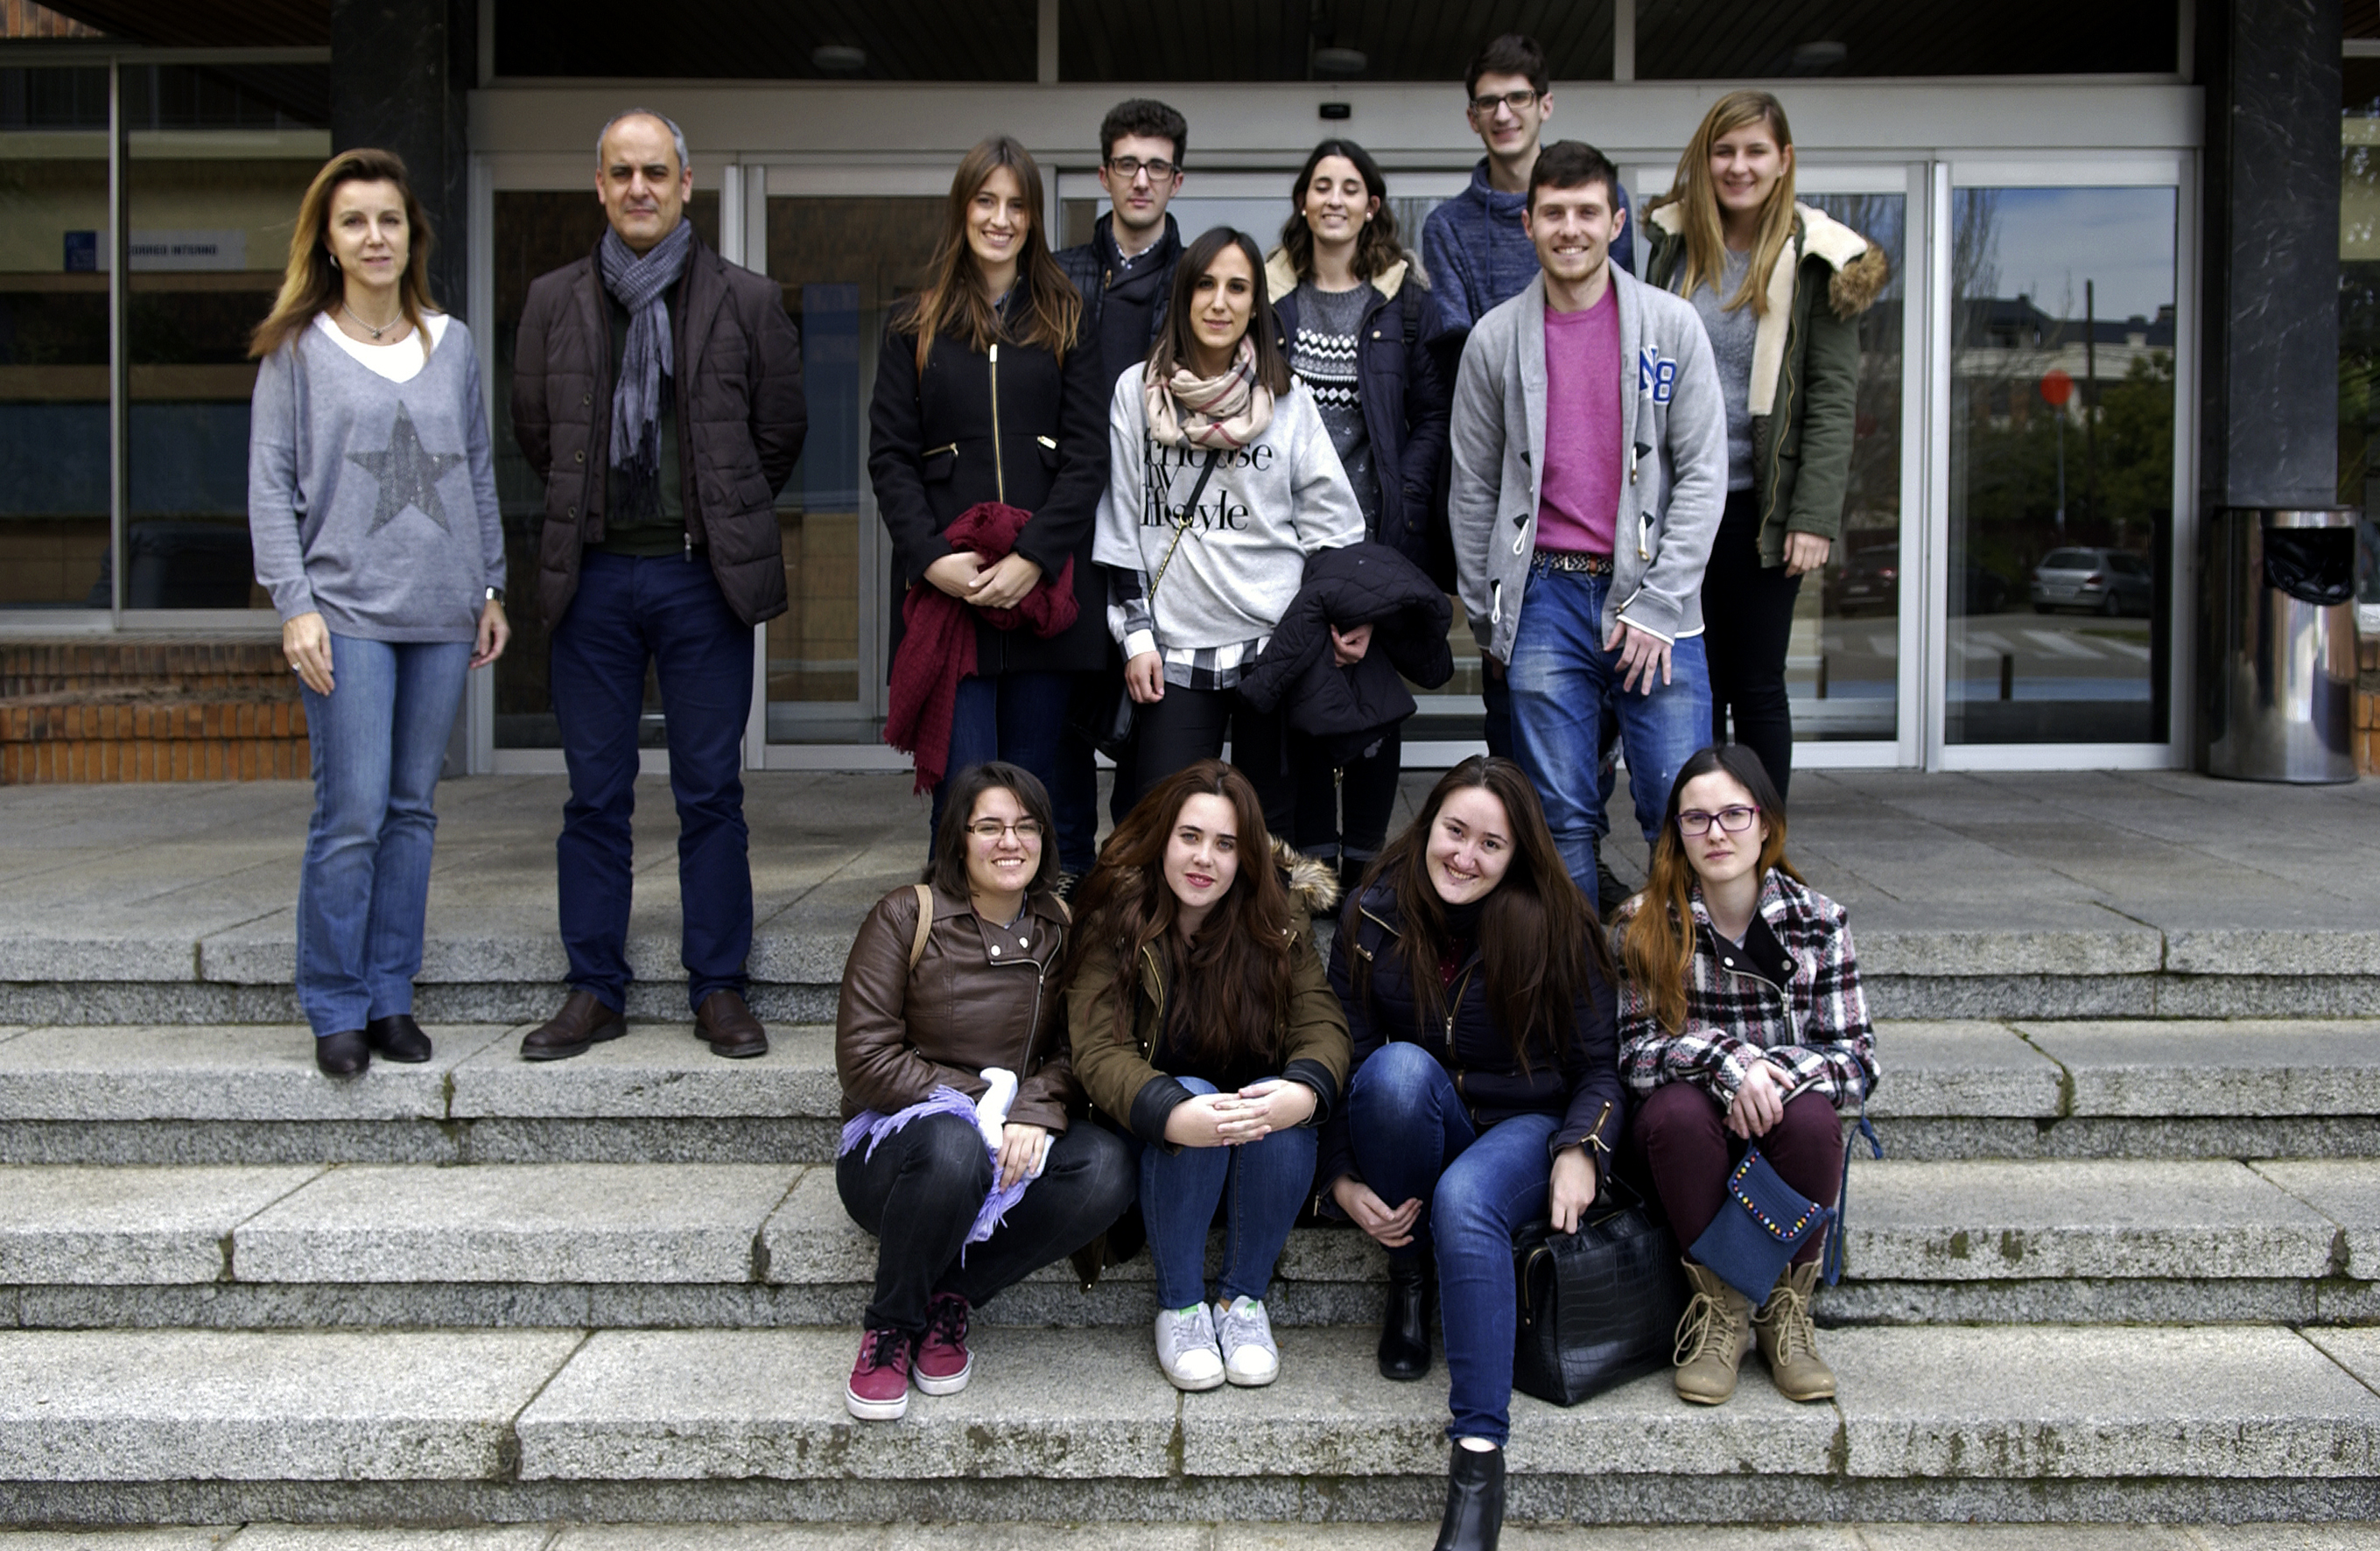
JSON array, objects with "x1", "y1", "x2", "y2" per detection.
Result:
[
  {"x1": 2361, "y1": 635, "x2": 2379, "y2": 778},
  {"x1": 0, "y1": 639, "x2": 310, "y2": 784}
]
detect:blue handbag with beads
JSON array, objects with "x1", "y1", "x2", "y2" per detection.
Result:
[{"x1": 1688, "y1": 1112, "x2": 1883, "y2": 1305}]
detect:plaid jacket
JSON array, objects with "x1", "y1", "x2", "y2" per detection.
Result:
[{"x1": 1613, "y1": 869, "x2": 1878, "y2": 1110}]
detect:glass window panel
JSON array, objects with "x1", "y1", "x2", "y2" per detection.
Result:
[
  {"x1": 123, "y1": 65, "x2": 329, "y2": 611},
  {"x1": 1794, "y1": 190, "x2": 1904, "y2": 743},
  {"x1": 1639, "y1": 0, "x2": 2174, "y2": 78},
  {"x1": 0, "y1": 68, "x2": 108, "y2": 607},
  {"x1": 1946, "y1": 184, "x2": 2177, "y2": 746},
  {"x1": 488, "y1": 189, "x2": 720, "y2": 748},
  {"x1": 2341, "y1": 61, "x2": 2380, "y2": 607},
  {"x1": 763, "y1": 193, "x2": 937, "y2": 743},
  {"x1": 1058, "y1": 1, "x2": 1610, "y2": 82},
  {"x1": 496, "y1": 0, "x2": 1036, "y2": 80}
]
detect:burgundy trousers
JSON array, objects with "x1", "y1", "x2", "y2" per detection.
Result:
[{"x1": 1625, "y1": 1081, "x2": 1843, "y2": 1267}]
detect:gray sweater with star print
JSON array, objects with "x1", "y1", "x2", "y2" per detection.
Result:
[{"x1": 248, "y1": 316, "x2": 506, "y2": 643}]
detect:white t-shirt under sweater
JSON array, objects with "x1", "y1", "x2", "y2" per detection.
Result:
[{"x1": 312, "y1": 310, "x2": 452, "y2": 383}]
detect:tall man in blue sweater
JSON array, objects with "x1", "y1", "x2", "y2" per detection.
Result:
[{"x1": 1424, "y1": 33, "x2": 1632, "y2": 770}]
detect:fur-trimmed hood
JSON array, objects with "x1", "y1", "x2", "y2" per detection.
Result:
[
  {"x1": 1274, "y1": 835, "x2": 1342, "y2": 919},
  {"x1": 1643, "y1": 200, "x2": 1885, "y2": 320},
  {"x1": 1264, "y1": 248, "x2": 1411, "y2": 306}
]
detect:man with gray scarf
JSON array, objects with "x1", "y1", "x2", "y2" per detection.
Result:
[{"x1": 511, "y1": 109, "x2": 806, "y2": 1063}]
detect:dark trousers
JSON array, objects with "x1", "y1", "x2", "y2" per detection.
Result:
[
  {"x1": 836, "y1": 1112, "x2": 1134, "y2": 1335},
  {"x1": 1129, "y1": 683, "x2": 1293, "y2": 834},
  {"x1": 1482, "y1": 668, "x2": 1513, "y2": 760},
  {"x1": 1625, "y1": 1082, "x2": 1843, "y2": 1267},
  {"x1": 1291, "y1": 724, "x2": 1401, "y2": 886},
  {"x1": 929, "y1": 670, "x2": 1072, "y2": 860},
  {"x1": 1053, "y1": 670, "x2": 1113, "y2": 874},
  {"x1": 1700, "y1": 488, "x2": 1804, "y2": 798},
  {"x1": 550, "y1": 550, "x2": 754, "y2": 1013}
]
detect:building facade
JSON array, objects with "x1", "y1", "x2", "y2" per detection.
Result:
[{"x1": 0, "y1": 0, "x2": 2364, "y2": 775}]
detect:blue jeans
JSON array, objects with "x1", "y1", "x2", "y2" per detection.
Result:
[
  {"x1": 551, "y1": 550, "x2": 755, "y2": 1013},
  {"x1": 1507, "y1": 565, "x2": 1711, "y2": 895},
  {"x1": 1133, "y1": 1077, "x2": 1318, "y2": 1310},
  {"x1": 295, "y1": 634, "x2": 472, "y2": 1037},
  {"x1": 1344, "y1": 1042, "x2": 1557, "y2": 1447},
  {"x1": 928, "y1": 669, "x2": 1073, "y2": 860}
]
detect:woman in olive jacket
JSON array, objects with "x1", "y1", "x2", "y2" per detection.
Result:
[
  {"x1": 1640, "y1": 89, "x2": 1886, "y2": 798},
  {"x1": 1064, "y1": 758, "x2": 1351, "y2": 1394},
  {"x1": 869, "y1": 135, "x2": 1112, "y2": 866}
]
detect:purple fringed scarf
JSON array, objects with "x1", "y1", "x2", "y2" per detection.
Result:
[{"x1": 839, "y1": 1085, "x2": 1032, "y2": 1261}]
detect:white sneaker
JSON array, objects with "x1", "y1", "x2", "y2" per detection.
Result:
[
  {"x1": 1213, "y1": 1295, "x2": 1280, "y2": 1387},
  {"x1": 1154, "y1": 1302, "x2": 1225, "y2": 1392}
]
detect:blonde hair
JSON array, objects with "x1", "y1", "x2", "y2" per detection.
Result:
[
  {"x1": 1648, "y1": 89, "x2": 1797, "y2": 318},
  {"x1": 249, "y1": 148, "x2": 439, "y2": 362}
]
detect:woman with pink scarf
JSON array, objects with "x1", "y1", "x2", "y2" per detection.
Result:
[{"x1": 1092, "y1": 227, "x2": 1366, "y2": 825}]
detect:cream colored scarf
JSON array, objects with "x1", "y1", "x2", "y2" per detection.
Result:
[{"x1": 1143, "y1": 336, "x2": 1275, "y2": 451}]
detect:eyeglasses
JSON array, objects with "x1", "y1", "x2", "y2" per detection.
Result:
[
  {"x1": 1468, "y1": 88, "x2": 1542, "y2": 116},
  {"x1": 1677, "y1": 806, "x2": 1759, "y2": 838},
  {"x1": 1105, "y1": 156, "x2": 1179, "y2": 183},
  {"x1": 967, "y1": 818, "x2": 1045, "y2": 841}
]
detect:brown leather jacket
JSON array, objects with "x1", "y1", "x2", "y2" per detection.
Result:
[
  {"x1": 836, "y1": 882, "x2": 1079, "y2": 1132},
  {"x1": 509, "y1": 228, "x2": 807, "y2": 628},
  {"x1": 1067, "y1": 842, "x2": 1350, "y2": 1148}
]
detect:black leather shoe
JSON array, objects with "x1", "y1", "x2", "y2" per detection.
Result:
[
  {"x1": 1378, "y1": 1259, "x2": 1432, "y2": 1380},
  {"x1": 314, "y1": 1029, "x2": 370, "y2": 1077},
  {"x1": 521, "y1": 990, "x2": 627, "y2": 1062},
  {"x1": 695, "y1": 989, "x2": 769, "y2": 1059},
  {"x1": 363, "y1": 1013, "x2": 433, "y2": 1063},
  {"x1": 1432, "y1": 1440, "x2": 1506, "y2": 1551}
]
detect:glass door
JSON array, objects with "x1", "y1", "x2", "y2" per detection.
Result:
[{"x1": 1930, "y1": 157, "x2": 2190, "y2": 766}]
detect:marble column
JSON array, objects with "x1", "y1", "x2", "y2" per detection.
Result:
[
  {"x1": 327, "y1": 0, "x2": 474, "y2": 323},
  {"x1": 2200, "y1": 0, "x2": 2343, "y2": 509}
]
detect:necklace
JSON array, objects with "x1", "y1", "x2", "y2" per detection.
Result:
[{"x1": 341, "y1": 298, "x2": 404, "y2": 340}]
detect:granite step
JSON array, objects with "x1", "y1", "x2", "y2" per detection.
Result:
[
  {"x1": 4, "y1": 1154, "x2": 2376, "y2": 1330},
  {"x1": 4, "y1": 1529, "x2": 2377, "y2": 1551},
  {"x1": 2, "y1": 1020, "x2": 2376, "y2": 1168},
  {"x1": 3, "y1": 1323, "x2": 2379, "y2": 1526}
]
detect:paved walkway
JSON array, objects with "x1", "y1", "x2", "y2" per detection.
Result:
[{"x1": 1, "y1": 768, "x2": 2374, "y2": 1007}]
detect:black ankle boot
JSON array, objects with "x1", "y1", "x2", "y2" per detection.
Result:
[
  {"x1": 1432, "y1": 1441, "x2": 1505, "y2": 1551},
  {"x1": 1377, "y1": 1260, "x2": 1431, "y2": 1380}
]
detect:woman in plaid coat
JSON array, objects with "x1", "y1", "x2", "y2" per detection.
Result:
[{"x1": 1611, "y1": 745, "x2": 1878, "y2": 1409}]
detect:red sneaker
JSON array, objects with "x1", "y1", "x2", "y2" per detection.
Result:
[
  {"x1": 915, "y1": 1293, "x2": 974, "y2": 1395},
  {"x1": 845, "y1": 1326, "x2": 911, "y2": 1421}
]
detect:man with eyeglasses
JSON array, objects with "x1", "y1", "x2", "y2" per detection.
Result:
[
  {"x1": 1055, "y1": 98, "x2": 1190, "y2": 865},
  {"x1": 1427, "y1": 34, "x2": 1635, "y2": 901}
]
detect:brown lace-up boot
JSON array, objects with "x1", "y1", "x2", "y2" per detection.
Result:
[
  {"x1": 1753, "y1": 1260, "x2": 1836, "y2": 1401},
  {"x1": 1673, "y1": 1260, "x2": 1752, "y2": 1406}
]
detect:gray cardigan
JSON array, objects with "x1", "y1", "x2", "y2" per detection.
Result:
[
  {"x1": 1447, "y1": 265, "x2": 1727, "y2": 663},
  {"x1": 248, "y1": 318, "x2": 506, "y2": 643}
]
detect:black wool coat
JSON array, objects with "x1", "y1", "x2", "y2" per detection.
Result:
[
  {"x1": 511, "y1": 231, "x2": 808, "y2": 628},
  {"x1": 867, "y1": 291, "x2": 1111, "y2": 677},
  {"x1": 1237, "y1": 540, "x2": 1451, "y2": 762}
]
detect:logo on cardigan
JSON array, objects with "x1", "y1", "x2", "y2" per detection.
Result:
[{"x1": 1637, "y1": 347, "x2": 1678, "y2": 405}]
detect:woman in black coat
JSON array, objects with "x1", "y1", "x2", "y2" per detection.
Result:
[
  {"x1": 870, "y1": 135, "x2": 1111, "y2": 865},
  {"x1": 1321, "y1": 755, "x2": 1624, "y2": 1551},
  {"x1": 1263, "y1": 139, "x2": 1452, "y2": 886}
]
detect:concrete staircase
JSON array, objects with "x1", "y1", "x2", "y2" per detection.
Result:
[{"x1": 1, "y1": 1015, "x2": 2378, "y2": 1528}]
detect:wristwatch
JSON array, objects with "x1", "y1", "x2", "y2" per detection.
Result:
[{"x1": 484, "y1": 586, "x2": 507, "y2": 607}]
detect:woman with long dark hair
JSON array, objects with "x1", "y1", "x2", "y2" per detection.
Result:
[
  {"x1": 1264, "y1": 138, "x2": 1450, "y2": 889},
  {"x1": 834, "y1": 761, "x2": 1133, "y2": 1421},
  {"x1": 247, "y1": 148, "x2": 509, "y2": 1076},
  {"x1": 1064, "y1": 759, "x2": 1350, "y2": 1393},
  {"x1": 1093, "y1": 227, "x2": 1366, "y2": 824},
  {"x1": 1321, "y1": 755, "x2": 1622, "y2": 1551},
  {"x1": 1639, "y1": 91, "x2": 1886, "y2": 797},
  {"x1": 871, "y1": 136, "x2": 1110, "y2": 871},
  {"x1": 1612, "y1": 744, "x2": 1878, "y2": 1407}
]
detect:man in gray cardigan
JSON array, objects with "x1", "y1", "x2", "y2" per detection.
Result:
[{"x1": 1447, "y1": 141, "x2": 1727, "y2": 895}]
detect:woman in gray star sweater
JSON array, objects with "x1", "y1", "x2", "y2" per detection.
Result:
[{"x1": 246, "y1": 148, "x2": 509, "y2": 1077}]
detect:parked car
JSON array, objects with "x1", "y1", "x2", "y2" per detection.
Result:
[
  {"x1": 2030, "y1": 548, "x2": 2153, "y2": 616},
  {"x1": 1822, "y1": 542, "x2": 2012, "y2": 617}
]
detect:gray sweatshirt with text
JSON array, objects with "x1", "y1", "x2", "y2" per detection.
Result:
[{"x1": 248, "y1": 319, "x2": 505, "y2": 643}]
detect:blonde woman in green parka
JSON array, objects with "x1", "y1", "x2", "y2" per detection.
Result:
[{"x1": 1641, "y1": 89, "x2": 1886, "y2": 799}]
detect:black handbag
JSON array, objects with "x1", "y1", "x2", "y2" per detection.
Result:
[
  {"x1": 1096, "y1": 448, "x2": 1222, "y2": 760},
  {"x1": 1511, "y1": 1177, "x2": 1688, "y2": 1407}
]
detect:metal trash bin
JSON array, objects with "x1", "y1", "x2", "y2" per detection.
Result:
[{"x1": 2199, "y1": 507, "x2": 2360, "y2": 783}]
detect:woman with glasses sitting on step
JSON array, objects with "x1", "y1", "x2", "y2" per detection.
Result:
[
  {"x1": 1063, "y1": 758, "x2": 1350, "y2": 1395},
  {"x1": 246, "y1": 148, "x2": 509, "y2": 1078},
  {"x1": 1611, "y1": 744, "x2": 1878, "y2": 1409},
  {"x1": 833, "y1": 761, "x2": 1134, "y2": 1423},
  {"x1": 1320, "y1": 754, "x2": 1621, "y2": 1551}
]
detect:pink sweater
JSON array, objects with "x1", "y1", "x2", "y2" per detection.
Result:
[{"x1": 1535, "y1": 287, "x2": 1621, "y2": 555}]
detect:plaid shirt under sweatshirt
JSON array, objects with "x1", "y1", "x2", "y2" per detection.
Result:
[{"x1": 1613, "y1": 867, "x2": 1878, "y2": 1110}]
